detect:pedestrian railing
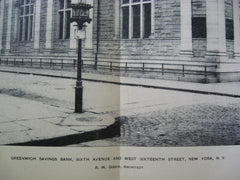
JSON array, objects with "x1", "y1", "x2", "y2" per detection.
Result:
[
  {"x1": 0, "y1": 57, "x2": 217, "y2": 78},
  {"x1": 0, "y1": 57, "x2": 77, "y2": 69},
  {"x1": 84, "y1": 59, "x2": 217, "y2": 78}
]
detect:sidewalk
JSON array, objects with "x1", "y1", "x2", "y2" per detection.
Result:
[
  {"x1": 0, "y1": 65, "x2": 240, "y2": 146},
  {"x1": 0, "y1": 65, "x2": 240, "y2": 97},
  {"x1": 0, "y1": 93, "x2": 119, "y2": 146}
]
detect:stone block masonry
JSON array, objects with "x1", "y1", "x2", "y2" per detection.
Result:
[
  {"x1": 1, "y1": 0, "x2": 240, "y2": 83},
  {"x1": 92, "y1": 0, "x2": 120, "y2": 61}
]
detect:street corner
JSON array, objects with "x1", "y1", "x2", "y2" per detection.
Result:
[
  {"x1": 6, "y1": 113, "x2": 121, "y2": 146},
  {"x1": 58, "y1": 111, "x2": 122, "y2": 142},
  {"x1": 59, "y1": 111, "x2": 117, "y2": 131}
]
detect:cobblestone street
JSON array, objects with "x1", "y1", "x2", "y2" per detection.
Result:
[{"x1": 119, "y1": 102, "x2": 240, "y2": 146}]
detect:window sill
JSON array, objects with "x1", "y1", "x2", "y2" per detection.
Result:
[
  {"x1": 121, "y1": 37, "x2": 152, "y2": 40},
  {"x1": 15, "y1": 40, "x2": 33, "y2": 43},
  {"x1": 57, "y1": 38, "x2": 70, "y2": 41},
  {"x1": 192, "y1": 38, "x2": 207, "y2": 40}
]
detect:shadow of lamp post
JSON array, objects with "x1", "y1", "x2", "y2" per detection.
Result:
[{"x1": 70, "y1": 1, "x2": 93, "y2": 113}]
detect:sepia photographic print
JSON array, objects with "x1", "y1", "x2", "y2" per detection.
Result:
[{"x1": 0, "y1": 0, "x2": 240, "y2": 179}]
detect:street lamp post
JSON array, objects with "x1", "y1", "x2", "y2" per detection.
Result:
[{"x1": 70, "y1": 2, "x2": 92, "y2": 113}]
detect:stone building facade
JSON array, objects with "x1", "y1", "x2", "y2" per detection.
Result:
[{"x1": 0, "y1": 0, "x2": 240, "y2": 82}]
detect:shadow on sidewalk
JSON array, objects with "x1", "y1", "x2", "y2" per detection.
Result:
[{"x1": 8, "y1": 118, "x2": 121, "y2": 147}]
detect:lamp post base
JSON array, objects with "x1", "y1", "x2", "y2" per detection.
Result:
[{"x1": 75, "y1": 81, "x2": 83, "y2": 113}]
